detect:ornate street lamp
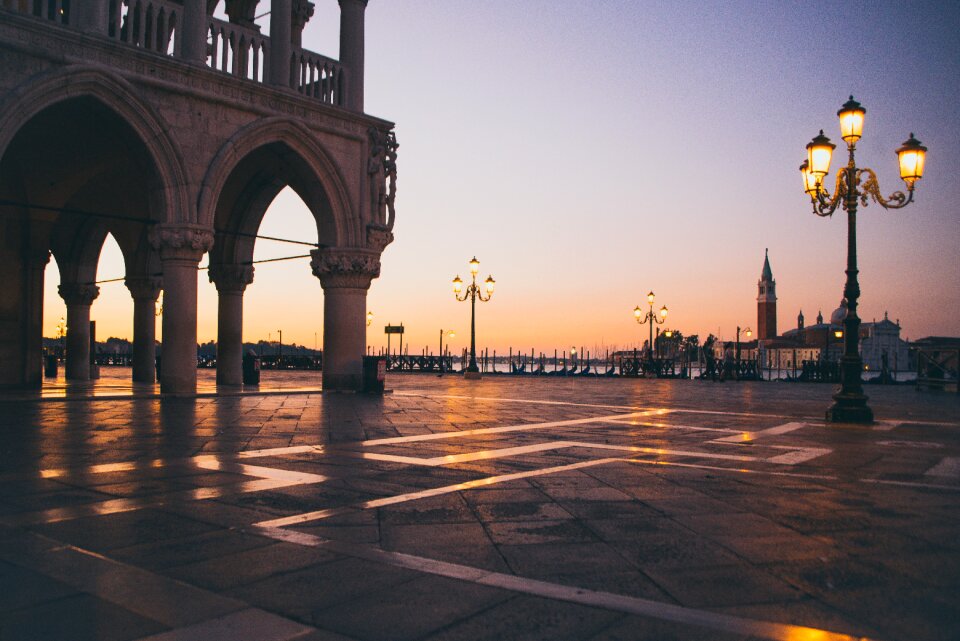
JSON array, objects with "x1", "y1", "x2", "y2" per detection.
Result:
[
  {"x1": 366, "y1": 311, "x2": 373, "y2": 327},
  {"x1": 736, "y1": 326, "x2": 752, "y2": 367},
  {"x1": 633, "y1": 291, "x2": 667, "y2": 360},
  {"x1": 453, "y1": 256, "x2": 494, "y2": 380},
  {"x1": 800, "y1": 96, "x2": 926, "y2": 423}
]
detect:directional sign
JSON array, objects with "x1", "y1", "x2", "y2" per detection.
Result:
[{"x1": 384, "y1": 325, "x2": 404, "y2": 334}]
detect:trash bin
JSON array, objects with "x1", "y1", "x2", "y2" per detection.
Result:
[
  {"x1": 44, "y1": 354, "x2": 58, "y2": 378},
  {"x1": 243, "y1": 350, "x2": 261, "y2": 385},
  {"x1": 362, "y1": 355, "x2": 386, "y2": 393}
]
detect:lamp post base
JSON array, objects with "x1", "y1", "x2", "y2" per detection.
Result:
[
  {"x1": 463, "y1": 370, "x2": 482, "y2": 380},
  {"x1": 825, "y1": 393, "x2": 874, "y2": 424}
]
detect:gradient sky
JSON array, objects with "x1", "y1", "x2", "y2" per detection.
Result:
[{"x1": 44, "y1": 0, "x2": 960, "y2": 356}]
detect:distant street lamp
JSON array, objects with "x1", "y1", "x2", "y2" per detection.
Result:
[
  {"x1": 277, "y1": 328, "x2": 282, "y2": 369},
  {"x1": 439, "y1": 329, "x2": 455, "y2": 372},
  {"x1": 453, "y1": 256, "x2": 495, "y2": 380},
  {"x1": 736, "y1": 326, "x2": 752, "y2": 367},
  {"x1": 800, "y1": 96, "x2": 926, "y2": 423},
  {"x1": 56, "y1": 316, "x2": 66, "y2": 357},
  {"x1": 633, "y1": 291, "x2": 667, "y2": 359},
  {"x1": 367, "y1": 311, "x2": 373, "y2": 326}
]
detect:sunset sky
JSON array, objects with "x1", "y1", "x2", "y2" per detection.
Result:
[{"x1": 44, "y1": 0, "x2": 960, "y2": 356}]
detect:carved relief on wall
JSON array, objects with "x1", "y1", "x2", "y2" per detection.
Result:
[{"x1": 367, "y1": 126, "x2": 398, "y2": 231}]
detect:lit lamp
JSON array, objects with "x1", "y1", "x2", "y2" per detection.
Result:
[
  {"x1": 735, "y1": 326, "x2": 752, "y2": 368},
  {"x1": 366, "y1": 311, "x2": 373, "y2": 326},
  {"x1": 799, "y1": 96, "x2": 927, "y2": 424},
  {"x1": 633, "y1": 291, "x2": 667, "y2": 361},
  {"x1": 453, "y1": 256, "x2": 495, "y2": 380},
  {"x1": 439, "y1": 329, "x2": 455, "y2": 372}
]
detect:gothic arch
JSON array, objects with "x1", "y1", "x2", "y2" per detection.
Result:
[
  {"x1": 198, "y1": 117, "x2": 355, "y2": 254},
  {"x1": 0, "y1": 64, "x2": 191, "y2": 224}
]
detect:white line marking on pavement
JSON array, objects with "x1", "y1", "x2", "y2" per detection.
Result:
[
  {"x1": 925, "y1": 457, "x2": 960, "y2": 479},
  {"x1": 873, "y1": 421, "x2": 901, "y2": 431},
  {"x1": 764, "y1": 446, "x2": 833, "y2": 465},
  {"x1": 248, "y1": 526, "x2": 877, "y2": 641},
  {"x1": 713, "y1": 422, "x2": 808, "y2": 443}
]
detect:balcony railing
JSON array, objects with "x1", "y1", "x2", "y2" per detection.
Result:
[
  {"x1": 109, "y1": 0, "x2": 182, "y2": 56},
  {"x1": 2, "y1": 0, "x2": 69, "y2": 24},
  {"x1": 291, "y1": 47, "x2": 343, "y2": 106},
  {"x1": 208, "y1": 17, "x2": 267, "y2": 82},
  {"x1": 3, "y1": 1, "x2": 343, "y2": 106}
]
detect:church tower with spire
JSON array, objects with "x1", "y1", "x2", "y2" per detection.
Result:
[{"x1": 757, "y1": 249, "x2": 777, "y2": 340}]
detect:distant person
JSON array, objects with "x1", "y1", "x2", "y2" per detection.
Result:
[
  {"x1": 702, "y1": 336, "x2": 717, "y2": 381},
  {"x1": 720, "y1": 343, "x2": 736, "y2": 382}
]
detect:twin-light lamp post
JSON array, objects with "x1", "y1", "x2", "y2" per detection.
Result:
[
  {"x1": 801, "y1": 96, "x2": 926, "y2": 423},
  {"x1": 453, "y1": 257, "x2": 495, "y2": 380},
  {"x1": 633, "y1": 292, "x2": 667, "y2": 359}
]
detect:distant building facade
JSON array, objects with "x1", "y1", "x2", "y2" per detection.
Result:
[{"x1": 743, "y1": 251, "x2": 909, "y2": 373}]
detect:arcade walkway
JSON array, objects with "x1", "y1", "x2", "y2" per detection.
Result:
[{"x1": 1, "y1": 376, "x2": 958, "y2": 640}]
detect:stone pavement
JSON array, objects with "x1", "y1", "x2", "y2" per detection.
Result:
[{"x1": 1, "y1": 371, "x2": 959, "y2": 641}]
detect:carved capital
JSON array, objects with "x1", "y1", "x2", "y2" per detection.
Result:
[
  {"x1": 208, "y1": 264, "x2": 254, "y2": 293},
  {"x1": 149, "y1": 224, "x2": 214, "y2": 262},
  {"x1": 59, "y1": 283, "x2": 100, "y2": 306},
  {"x1": 125, "y1": 277, "x2": 163, "y2": 302},
  {"x1": 366, "y1": 225, "x2": 394, "y2": 253},
  {"x1": 310, "y1": 248, "x2": 380, "y2": 290},
  {"x1": 224, "y1": 0, "x2": 260, "y2": 29},
  {"x1": 292, "y1": 0, "x2": 315, "y2": 29}
]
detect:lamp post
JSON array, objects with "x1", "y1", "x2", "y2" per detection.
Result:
[
  {"x1": 56, "y1": 316, "x2": 66, "y2": 358},
  {"x1": 453, "y1": 256, "x2": 495, "y2": 380},
  {"x1": 366, "y1": 311, "x2": 373, "y2": 326},
  {"x1": 633, "y1": 291, "x2": 667, "y2": 360},
  {"x1": 736, "y1": 326, "x2": 752, "y2": 368},
  {"x1": 439, "y1": 329, "x2": 455, "y2": 372},
  {"x1": 800, "y1": 96, "x2": 926, "y2": 423}
]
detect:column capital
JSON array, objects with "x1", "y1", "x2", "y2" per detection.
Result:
[
  {"x1": 292, "y1": 0, "x2": 315, "y2": 34},
  {"x1": 59, "y1": 283, "x2": 100, "y2": 306},
  {"x1": 338, "y1": 0, "x2": 368, "y2": 7},
  {"x1": 310, "y1": 247, "x2": 379, "y2": 290},
  {"x1": 208, "y1": 264, "x2": 255, "y2": 293},
  {"x1": 149, "y1": 224, "x2": 214, "y2": 262},
  {"x1": 125, "y1": 277, "x2": 163, "y2": 302}
]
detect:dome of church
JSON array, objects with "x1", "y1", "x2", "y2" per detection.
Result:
[{"x1": 830, "y1": 301, "x2": 847, "y2": 325}]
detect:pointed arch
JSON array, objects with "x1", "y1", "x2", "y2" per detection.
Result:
[
  {"x1": 198, "y1": 117, "x2": 355, "y2": 248},
  {"x1": 0, "y1": 64, "x2": 191, "y2": 224}
]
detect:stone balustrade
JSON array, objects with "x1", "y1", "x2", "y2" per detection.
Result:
[{"x1": 1, "y1": 0, "x2": 346, "y2": 107}]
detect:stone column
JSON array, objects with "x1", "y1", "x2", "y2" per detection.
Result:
[
  {"x1": 311, "y1": 248, "x2": 378, "y2": 390},
  {"x1": 125, "y1": 277, "x2": 162, "y2": 384},
  {"x1": 338, "y1": 0, "x2": 367, "y2": 111},
  {"x1": 269, "y1": 0, "x2": 293, "y2": 88},
  {"x1": 58, "y1": 283, "x2": 99, "y2": 381},
  {"x1": 208, "y1": 264, "x2": 254, "y2": 386},
  {"x1": 181, "y1": 0, "x2": 209, "y2": 63},
  {"x1": 76, "y1": 0, "x2": 109, "y2": 35},
  {"x1": 150, "y1": 225, "x2": 213, "y2": 395},
  {"x1": 23, "y1": 250, "x2": 50, "y2": 387},
  {"x1": 291, "y1": 0, "x2": 314, "y2": 47}
]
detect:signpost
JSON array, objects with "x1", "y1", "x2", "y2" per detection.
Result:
[{"x1": 385, "y1": 324, "x2": 404, "y2": 358}]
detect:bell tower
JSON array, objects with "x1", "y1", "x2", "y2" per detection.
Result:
[{"x1": 757, "y1": 248, "x2": 777, "y2": 340}]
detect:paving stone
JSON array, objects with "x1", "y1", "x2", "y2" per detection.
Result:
[
  {"x1": 312, "y1": 575, "x2": 511, "y2": 641},
  {"x1": 420, "y1": 595, "x2": 625, "y2": 641},
  {"x1": 0, "y1": 593, "x2": 166, "y2": 641}
]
